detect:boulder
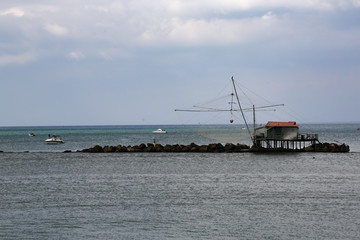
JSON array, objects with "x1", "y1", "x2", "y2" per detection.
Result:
[
  {"x1": 103, "y1": 145, "x2": 116, "y2": 152},
  {"x1": 215, "y1": 143, "x2": 224, "y2": 152},
  {"x1": 180, "y1": 145, "x2": 191, "y2": 152},
  {"x1": 224, "y1": 143, "x2": 235, "y2": 152},
  {"x1": 115, "y1": 145, "x2": 127, "y2": 152},
  {"x1": 88, "y1": 145, "x2": 104, "y2": 153},
  {"x1": 304, "y1": 143, "x2": 350, "y2": 152},
  {"x1": 154, "y1": 144, "x2": 164, "y2": 152},
  {"x1": 146, "y1": 143, "x2": 156, "y2": 152},
  {"x1": 199, "y1": 145, "x2": 208, "y2": 152},
  {"x1": 163, "y1": 145, "x2": 173, "y2": 152},
  {"x1": 208, "y1": 143, "x2": 218, "y2": 152}
]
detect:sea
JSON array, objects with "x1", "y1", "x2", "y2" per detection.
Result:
[{"x1": 0, "y1": 124, "x2": 359, "y2": 239}]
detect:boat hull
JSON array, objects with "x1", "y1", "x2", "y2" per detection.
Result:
[
  {"x1": 152, "y1": 129, "x2": 167, "y2": 134},
  {"x1": 45, "y1": 136, "x2": 64, "y2": 144},
  {"x1": 46, "y1": 141, "x2": 64, "y2": 144}
]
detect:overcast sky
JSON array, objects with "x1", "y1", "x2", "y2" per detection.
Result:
[{"x1": 1, "y1": 0, "x2": 360, "y2": 126}]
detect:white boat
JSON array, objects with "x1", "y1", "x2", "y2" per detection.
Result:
[
  {"x1": 45, "y1": 135, "x2": 64, "y2": 144},
  {"x1": 152, "y1": 129, "x2": 167, "y2": 134},
  {"x1": 28, "y1": 133, "x2": 36, "y2": 137}
]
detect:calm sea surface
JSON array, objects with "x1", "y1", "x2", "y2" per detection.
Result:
[{"x1": 0, "y1": 124, "x2": 359, "y2": 239}]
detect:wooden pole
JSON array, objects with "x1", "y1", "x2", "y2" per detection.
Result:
[
  {"x1": 253, "y1": 105, "x2": 256, "y2": 136},
  {"x1": 232, "y1": 76, "x2": 254, "y2": 145}
]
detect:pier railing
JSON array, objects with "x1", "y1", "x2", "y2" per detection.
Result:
[
  {"x1": 254, "y1": 133, "x2": 319, "y2": 141},
  {"x1": 296, "y1": 133, "x2": 318, "y2": 141}
]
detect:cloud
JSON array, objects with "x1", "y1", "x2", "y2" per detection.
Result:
[
  {"x1": 352, "y1": 0, "x2": 360, "y2": 7},
  {"x1": 43, "y1": 23, "x2": 68, "y2": 36},
  {"x1": 84, "y1": 4, "x2": 109, "y2": 13},
  {"x1": 173, "y1": 0, "x2": 360, "y2": 12},
  {"x1": 0, "y1": 52, "x2": 36, "y2": 66},
  {"x1": 0, "y1": 8, "x2": 24, "y2": 17},
  {"x1": 1, "y1": 1, "x2": 360, "y2": 60},
  {"x1": 131, "y1": 0, "x2": 360, "y2": 18},
  {"x1": 1, "y1": 1, "x2": 360, "y2": 125},
  {"x1": 140, "y1": 11, "x2": 278, "y2": 45},
  {"x1": 68, "y1": 51, "x2": 85, "y2": 60}
]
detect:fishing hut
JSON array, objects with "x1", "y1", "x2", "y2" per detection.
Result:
[
  {"x1": 253, "y1": 121, "x2": 319, "y2": 150},
  {"x1": 174, "y1": 76, "x2": 326, "y2": 151}
]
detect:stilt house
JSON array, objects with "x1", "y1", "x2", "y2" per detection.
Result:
[{"x1": 254, "y1": 121, "x2": 318, "y2": 150}]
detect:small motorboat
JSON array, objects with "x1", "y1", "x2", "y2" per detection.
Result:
[
  {"x1": 152, "y1": 128, "x2": 167, "y2": 134},
  {"x1": 45, "y1": 135, "x2": 64, "y2": 144},
  {"x1": 29, "y1": 133, "x2": 36, "y2": 137}
]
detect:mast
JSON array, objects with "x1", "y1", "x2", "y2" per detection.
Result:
[
  {"x1": 231, "y1": 76, "x2": 255, "y2": 144},
  {"x1": 253, "y1": 105, "x2": 256, "y2": 135}
]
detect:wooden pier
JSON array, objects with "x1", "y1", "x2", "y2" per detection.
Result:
[{"x1": 254, "y1": 133, "x2": 320, "y2": 150}]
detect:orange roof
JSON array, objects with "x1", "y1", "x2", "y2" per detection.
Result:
[{"x1": 266, "y1": 121, "x2": 299, "y2": 127}]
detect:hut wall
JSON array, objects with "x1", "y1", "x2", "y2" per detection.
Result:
[{"x1": 266, "y1": 127, "x2": 298, "y2": 140}]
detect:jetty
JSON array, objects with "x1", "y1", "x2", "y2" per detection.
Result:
[
  {"x1": 80, "y1": 141, "x2": 349, "y2": 153},
  {"x1": 79, "y1": 120, "x2": 349, "y2": 153},
  {"x1": 80, "y1": 77, "x2": 349, "y2": 153}
]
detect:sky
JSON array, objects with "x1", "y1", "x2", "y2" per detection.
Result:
[{"x1": 1, "y1": 0, "x2": 360, "y2": 126}]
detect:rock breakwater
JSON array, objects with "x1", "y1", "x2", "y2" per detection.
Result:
[
  {"x1": 304, "y1": 142, "x2": 350, "y2": 152},
  {"x1": 79, "y1": 142, "x2": 349, "y2": 153},
  {"x1": 81, "y1": 143, "x2": 250, "y2": 153}
]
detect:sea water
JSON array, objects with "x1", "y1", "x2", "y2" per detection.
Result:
[{"x1": 0, "y1": 124, "x2": 359, "y2": 239}]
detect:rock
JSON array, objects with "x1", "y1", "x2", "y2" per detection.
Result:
[
  {"x1": 224, "y1": 143, "x2": 235, "y2": 152},
  {"x1": 154, "y1": 144, "x2": 164, "y2": 152},
  {"x1": 103, "y1": 146, "x2": 116, "y2": 152},
  {"x1": 304, "y1": 145, "x2": 314, "y2": 152},
  {"x1": 185, "y1": 143, "x2": 197, "y2": 152},
  {"x1": 132, "y1": 145, "x2": 144, "y2": 152},
  {"x1": 215, "y1": 143, "x2": 224, "y2": 152},
  {"x1": 180, "y1": 145, "x2": 191, "y2": 152},
  {"x1": 304, "y1": 142, "x2": 350, "y2": 152},
  {"x1": 127, "y1": 146, "x2": 138, "y2": 152},
  {"x1": 234, "y1": 144, "x2": 249, "y2": 152},
  {"x1": 146, "y1": 143, "x2": 156, "y2": 152},
  {"x1": 208, "y1": 143, "x2": 218, "y2": 152},
  {"x1": 114, "y1": 145, "x2": 126, "y2": 152},
  {"x1": 139, "y1": 143, "x2": 147, "y2": 151},
  {"x1": 239, "y1": 144, "x2": 250, "y2": 149},
  {"x1": 199, "y1": 145, "x2": 208, "y2": 152},
  {"x1": 87, "y1": 145, "x2": 104, "y2": 153},
  {"x1": 340, "y1": 144, "x2": 350, "y2": 152}
]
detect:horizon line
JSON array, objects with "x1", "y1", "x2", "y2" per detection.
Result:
[{"x1": 1, "y1": 121, "x2": 360, "y2": 128}]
